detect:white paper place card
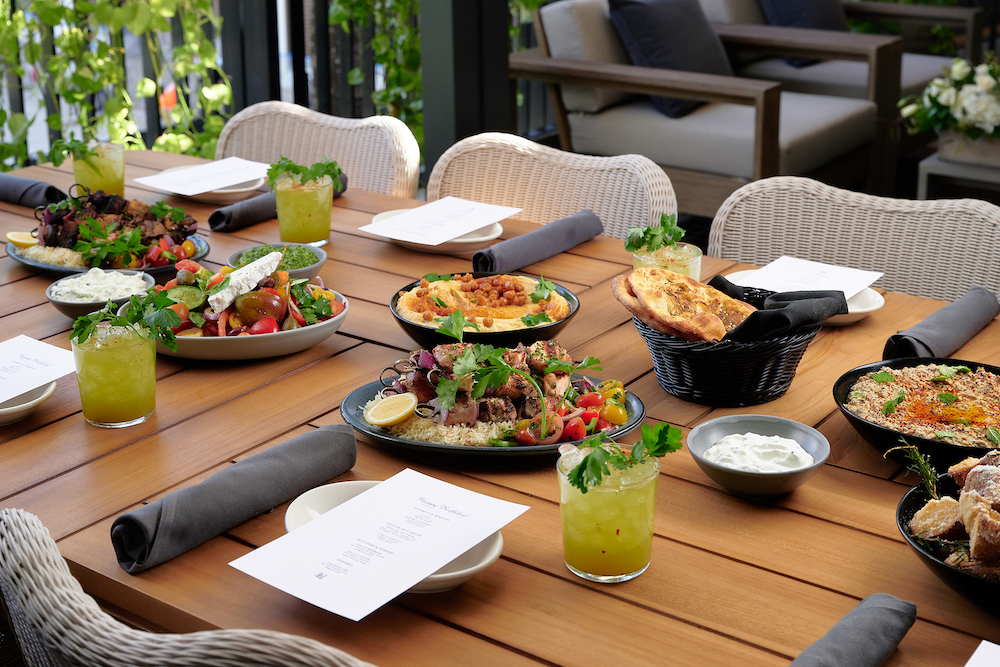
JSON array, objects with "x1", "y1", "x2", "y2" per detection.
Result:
[
  {"x1": 0, "y1": 336, "x2": 75, "y2": 404},
  {"x1": 358, "y1": 196, "x2": 521, "y2": 246},
  {"x1": 230, "y1": 468, "x2": 529, "y2": 621},
  {"x1": 965, "y1": 640, "x2": 1000, "y2": 666},
  {"x1": 133, "y1": 157, "x2": 269, "y2": 196},
  {"x1": 737, "y1": 256, "x2": 883, "y2": 300}
]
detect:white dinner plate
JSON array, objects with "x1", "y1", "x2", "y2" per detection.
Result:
[
  {"x1": 153, "y1": 165, "x2": 266, "y2": 205},
  {"x1": 285, "y1": 480, "x2": 503, "y2": 594},
  {"x1": 725, "y1": 269, "x2": 885, "y2": 326},
  {"x1": 370, "y1": 209, "x2": 503, "y2": 254}
]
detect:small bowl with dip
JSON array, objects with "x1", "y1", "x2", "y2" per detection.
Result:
[
  {"x1": 686, "y1": 414, "x2": 830, "y2": 497},
  {"x1": 227, "y1": 243, "x2": 327, "y2": 282},
  {"x1": 46, "y1": 269, "x2": 155, "y2": 320}
]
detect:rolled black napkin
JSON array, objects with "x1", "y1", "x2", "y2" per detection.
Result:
[
  {"x1": 0, "y1": 172, "x2": 66, "y2": 208},
  {"x1": 708, "y1": 275, "x2": 848, "y2": 343},
  {"x1": 208, "y1": 173, "x2": 348, "y2": 232},
  {"x1": 790, "y1": 593, "x2": 916, "y2": 667},
  {"x1": 110, "y1": 424, "x2": 357, "y2": 573},
  {"x1": 884, "y1": 286, "x2": 1000, "y2": 359},
  {"x1": 472, "y1": 209, "x2": 604, "y2": 273}
]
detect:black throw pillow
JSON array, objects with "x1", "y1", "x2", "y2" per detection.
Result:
[
  {"x1": 756, "y1": 0, "x2": 849, "y2": 67},
  {"x1": 608, "y1": 0, "x2": 733, "y2": 118}
]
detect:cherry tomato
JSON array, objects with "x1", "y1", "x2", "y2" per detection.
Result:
[
  {"x1": 127, "y1": 254, "x2": 141, "y2": 269},
  {"x1": 600, "y1": 403, "x2": 628, "y2": 426},
  {"x1": 577, "y1": 392, "x2": 604, "y2": 409},
  {"x1": 596, "y1": 417, "x2": 611, "y2": 431},
  {"x1": 248, "y1": 317, "x2": 280, "y2": 335},
  {"x1": 181, "y1": 239, "x2": 197, "y2": 258},
  {"x1": 167, "y1": 302, "x2": 190, "y2": 320},
  {"x1": 159, "y1": 237, "x2": 170, "y2": 251},
  {"x1": 556, "y1": 403, "x2": 570, "y2": 418},
  {"x1": 162, "y1": 278, "x2": 178, "y2": 290},
  {"x1": 328, "y1": 300, "x2": 346, "y2": 317},
  {"x1": 516, "y1": 427, "x2": 537, "y2": 446},
  {"x1": 207, "y1": 272, "x2": 226, "y2": 289},
  {"x1": 174, "y1": 259, "x2": 203, "y2": 274},
  {"x1": 581, "y1": 409, "x2": 600, "y2": 429},
  {"x1": 562, "y1": 416, "x2": 586, "y2": 442},
  {"x1": 219, "y1": 266, "x2": 235, "y2": 275},
  {"x1": 530, "y1": 412, "x2": 564, "y2": 445},
  {"x1": 170, "y1": 244, "x2": 187, "y2": 261},
  {"x1": 147, "y1": 245, "x2": 162, "y2": 262},
  {"x1": 201, "y1": 321, "x2": 219, "y2": 336}
]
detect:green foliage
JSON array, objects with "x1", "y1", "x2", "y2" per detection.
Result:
[
  {"x1": 848, "y1": 0, "x2": 959, "y2": 56},
  {"x1": 0, "y1": 0, "x2": 231, "y2": 170},
  {"x1": 625, "y1": 213, "x2": 685, "y2": 253},
  {"x1": 266, "y1": 156, "x2": 344, "y2": 190}
]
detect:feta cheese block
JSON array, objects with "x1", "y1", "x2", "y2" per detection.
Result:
[{"x1": 208, "y1": 251, "x2": 282, "y2": 312}]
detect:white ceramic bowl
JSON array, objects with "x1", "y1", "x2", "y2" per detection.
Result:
[
  {"x1": 686, "y1": 414, "x2": 831, "y2": 497},
  {"x1": 0, "y1": 381, "x2": 57, "y2": 426},
  {"x1": 226, "y1": 243, "x2": 327, "y2": 282},
  {"x1": 285, "y1": 480, "x2": 503, "y2": 594},
  {"x1": 46, "y1": 270, "x2": 155, "y2": 320},
  {"x1": 724, "y1": 269, "x2": 885, "y2": 326}
]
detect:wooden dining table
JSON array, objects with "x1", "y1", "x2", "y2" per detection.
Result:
[{"x1": 1, "y1": 150, "x2": 998, "y2": 666}]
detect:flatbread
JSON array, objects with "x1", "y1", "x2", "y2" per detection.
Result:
[
  {"x1": 623, "y1": 267, "x2": 755, "y2": 342},
  {"x1": 611, "y1": 275, "x2": 701, "y2": 340}
]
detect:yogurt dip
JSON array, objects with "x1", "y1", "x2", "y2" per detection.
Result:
[
  {"x1": 703, "y1": 432, "x2": 814, "y2": 473},
  {"x1": 49, "y1": 268, "x2": 149, "y2": 303}
]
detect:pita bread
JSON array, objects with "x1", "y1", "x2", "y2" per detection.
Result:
[
  {"x1": 619, "y1": 267, "x2": 755, "y2": 342},
  {"x1": 611, "y1": 275, "x2": 702, "y2": 340}
]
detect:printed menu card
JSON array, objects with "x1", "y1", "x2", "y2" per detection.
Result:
[
  {"x1": 133, "y1": 157, "x2": 269, "y2": 196},
  {"x1": 738, "y1": 256, "x2": 882, "y2": 300},
  {"x1": 230, "y1": 468, "x2": 529, "y2": 621},
  {"x1": 358, "y1": 196, "x2": 521, "y2": 246},
  {"x1": 0, "y1": 335, "x2": 74, "y2": 404},
  {"x1": 965, "y1": 640, "x2": 1000, "y2": 666}
]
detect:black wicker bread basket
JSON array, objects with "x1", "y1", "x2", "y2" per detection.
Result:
[{"x1": 633, "y1": 316, "x2": 820, "y2": 407}]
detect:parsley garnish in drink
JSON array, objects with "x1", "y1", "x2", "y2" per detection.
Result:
[
  {"x1": 564, "y1": 422, "x2": 683, "y2": 494},
  {"x1": 624, "y1": 213, "x2": 684, "y2": 253},
  {"x1": 267, "y1": 156, "x2": 344, "y2": 191},
  {"x1": 71, "y1": 289, "x2": 181, "y2": 351}
]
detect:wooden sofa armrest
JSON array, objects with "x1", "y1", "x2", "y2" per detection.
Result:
[
  {"x1": 842, "y1": 1, "x2": 984, "y2": 64},
  {"x1": 508, "y1": 47, "x2": 781, "y2": 179},
  {"x1": 713, "y1": 23, "x2": 902, "y2": 121}
]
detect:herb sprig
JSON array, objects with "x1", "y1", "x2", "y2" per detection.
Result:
[
  {"x1": 624, "y1": 213, "x2": 684, "y2": 254},
  {"x1": 565, "y1": 422, "x2": 683, "y2": 493},
  {"x1": 267, "y1": 156, "x2": 344, "y2": 191},
  {"x1": 290, "y1": 278, "x2": 334, "y2": 325},
  {"x1": 73, "y1": 219, "x2": 147, "y2": 268},
  {"x1": 884, "y1": 441, "x2": 939, "y2": 499},
  {"x1": 434, "y1": 309, "x2": 480, "y2": 340},
  {"x1": 71, "y1": 289, "x2": 182, "y2": 351},
  {"x1": 529, "y1": 275, "x2": 558, "y2": 303},
  {"x1": 47, "y1": 138, "x2": 98, "y2": 172}
]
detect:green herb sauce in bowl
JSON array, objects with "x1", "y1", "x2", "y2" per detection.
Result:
[{"x1": 227, "y1": 243, "x2": 326, "y2": 282}]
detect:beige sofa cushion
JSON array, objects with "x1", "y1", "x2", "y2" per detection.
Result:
[
  {"x1": 697, "y1": 0, "x2": 764, "y2": 24},
  {"x1": 568, "y1": 92, "x2": 875, "y2": 179},
  {"x1": 540, "y1": 0, "x2": 636, "y2": 113},
  {"x1": 739, "y1": 52, "x2": 950, "y2": 99}
]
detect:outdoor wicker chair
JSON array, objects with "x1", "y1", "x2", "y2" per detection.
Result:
[
  {"x1": 215, "y1": 101, "x2": 420, "y2": 199},
  {"x1": 426, "y1": 132, "x2": 676, "y2": 239},
  {"x1": 708, "y1": 176, "x2": 1000, "y2": 301},
  {"x1": 0, "y1": 508, "x2": 375, "y2": 667}
]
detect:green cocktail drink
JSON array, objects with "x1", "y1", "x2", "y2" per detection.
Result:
[
  {"x1": 558, "y1": 452, "x2": 659, "y2": 583},
  {"x1": 72, "y1": 142, "x2": 125, "y2": 196},
  {"x1": 632, "y1": 242, "x2": 703, "y2": 280},
  {"x1": 72, "y1": 324, "x2": 155, "y2": 428},
  {"x1": 274, "y1": 173, "x2": 333, "y2": 244}
]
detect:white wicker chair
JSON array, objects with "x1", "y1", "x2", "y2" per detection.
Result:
[
  {"x1": 0, "y1": 508, "x2": 375, "y2": 667},
  {"x1": 426, "y1": 132, "x2": 676, "y2": 239},
  {"x1": 216, "y1": 101, "x2": 420, "y2": 198},
  {"x1": 708, "y1": 176, "x2": 1000, "y2": 302}
]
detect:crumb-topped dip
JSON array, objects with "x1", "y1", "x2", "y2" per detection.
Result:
[
  {"x1": 49, "y1": 268, "x2": 149, "y2": 303},
  {"x1": 845, "y1": 363, "x2": 1000, "y2": 447}
]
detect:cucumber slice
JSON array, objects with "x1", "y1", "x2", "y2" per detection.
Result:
[{"x1": 166, "y1": 285, "x2": 206, "y2": 310}]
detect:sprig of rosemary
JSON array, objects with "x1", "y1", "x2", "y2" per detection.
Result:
[
  {"x1": 624, "y1": 213, "x2": 684, "y2": 254},
  {"x1": 884, "y1": 440, "x2": 938, "y2": 499},
  {"x1": 565, "y1": 422, "x2": 683, "y2": 493},
  {"x1": 266, "y1": 156, "x2": 344, "y2": 191},
  {"x1": 71, "y1": 289, "x2": 181, "y2": 351}
]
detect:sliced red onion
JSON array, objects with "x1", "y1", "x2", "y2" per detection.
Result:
[{"x1": 418, "y1": 349, "x2": 436, "y2": 370}]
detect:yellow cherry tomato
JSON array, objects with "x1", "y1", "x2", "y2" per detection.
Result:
[
  {"x1": 599, "y1": 403, "x2": 628, "y2": 426},
  {"x1": 181, "y1": 239, "x2": 196, "y2": 258},
  {"x1": 219, "y1": 265, "x2": 235, "y2": 275}
]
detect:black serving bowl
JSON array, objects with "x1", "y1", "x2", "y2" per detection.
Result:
[
  {"x1": 389, "y1": 272, "x2": 580, "y2": 350},
  {"x1": 833, "y1": 357, "x2": 998, "y2": 471},
  {"x1": 897, "y1": 474, "x2": 1000, "y2": 613}
]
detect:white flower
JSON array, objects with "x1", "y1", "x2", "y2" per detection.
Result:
[
  {"x1": 951, "y1": 58, "x2": 972, "y2": 80},
  {"x1": 900, "y1": 103, "x2": 920, "y2": 118},
  {"x1": 975, "y1": 64, "x2": 996, "y2": 91},
  {"x1": 938, "y1": 87, "x2": 956, "y2": 106}
]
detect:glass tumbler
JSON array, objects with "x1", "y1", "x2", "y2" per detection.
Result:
[
  {"x1": 632, "y1": 242, "x2": 703, "y2": 280},
  {"x1": 72, "y1": 142, "x2": 125, "y2": 197},
  {"x1": 274, "y1": 173, "x2": 333, "y2": 244},
  {"x1": 72, "y1": 324, "x2": 155, "y2": 428}
]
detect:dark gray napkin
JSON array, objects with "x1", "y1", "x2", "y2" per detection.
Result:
[
  {"x1": 110, "y1": 425, "x2": 357, "y2": 573},
  {"x1": 884, "y1": 286, "x2": 1000, "y2": 359},
  {"x1": 790, "y1": 593, "x2": 916, "y2": 667},
  {"x1": 208, "y1": 173, "x2": 348, "y2": 232},
  {"x1": 472, "y1": 209, "x2": 604, "y2": 272},
  {"x1": 709, "y1": 275, "x2": 848, "y2": 343},
  {"x1": 0, "y1": 172, "x2": 66, "y2": 208}
]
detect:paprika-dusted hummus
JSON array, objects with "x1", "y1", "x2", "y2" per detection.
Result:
[{"x1": 397, "y1": 273, "x2": 571, "y2": 332}]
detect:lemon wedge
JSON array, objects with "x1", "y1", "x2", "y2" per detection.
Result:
[
  {"x1": 6, "y1": 231, "x2": 37, "y2": 248},
  {"x1": 364, "y1": 392, "x2": 418, "y2": 427}
]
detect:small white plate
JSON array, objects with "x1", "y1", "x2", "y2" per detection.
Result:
[
  {"x1": 725, "y1": 269, "x2": 885, "y2": 326},
  {"x1": 371, "y1": 209, "x2": 503, "y2": 254},
  {"x1": 154, "y1": 165, "x2": 265, "y2": 205},
  {"x1": 285, "y1": 480, "x2": 503, "y2": 594}
]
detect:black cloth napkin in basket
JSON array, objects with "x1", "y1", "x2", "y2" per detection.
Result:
[
  {"x1": 708, "y1": 275, "x2": 848, "y2": 343},
  {"x1": 110, "y1": 425, "x2": 357, "y2": 573},
  {"x1": 884, "y1": 286, "x2": 1000, "y2": 359},
  {"x1": 0, "y1": 172, "x2": 66, "y2": 208},
  {"x1": 789, "y1": 593, "x2": 916, "y2": 667},
  {"x1": 472, "y1": 209, "x2": 604, "y2": 273},
  {"x1": 208, "y1": 173, "x2": 348, "y2": 232}
]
